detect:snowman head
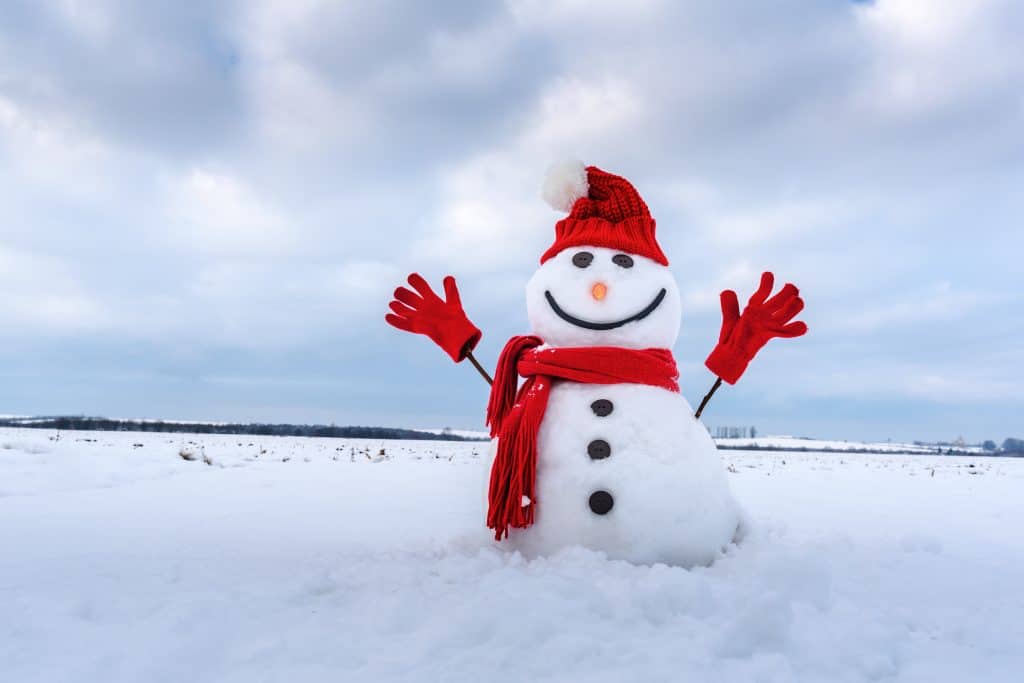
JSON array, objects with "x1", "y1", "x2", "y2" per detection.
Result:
[
  {"x1": 526, "y1": 246, "x2": 681, "y2": 348},
  {"x1": 525, "y1": 162, "x2": 681, "y2": 349}
]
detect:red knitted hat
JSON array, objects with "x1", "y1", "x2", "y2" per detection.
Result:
[{"x1": 540, "y1": 161, "x2": 668, "y2": 266}]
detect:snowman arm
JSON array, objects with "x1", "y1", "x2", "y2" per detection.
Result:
[
  {"x1": 696, "y1": 271, "x2": 808, "y2": 419},
  {"x1": 694, "y1": 377, "x2": 723, "y2": 420},
  {"x1": 465, "y1": 350, "x2": 494, "y2": 386},
  {"x1": 704, "y1": 271, "x2": 808, "y2": 381},
  {"x1": 385, "y1": 273, "x2": 483, "y2": 364}
]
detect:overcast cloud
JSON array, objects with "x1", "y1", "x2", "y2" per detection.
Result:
[{"x1": 1, "y1": 0, "x2": 1021, "y2": 441}]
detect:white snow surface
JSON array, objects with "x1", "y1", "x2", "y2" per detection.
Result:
[
  {"x1": 717, "y1": 435, "x2": 985, "y2": 454},
  {"x1": 503, "y1": 381, "x2": 740, "y2": 566},
  {"x1": 2, "y1": 427, "x2": 1023, "y2": 682},
  {"x1": 519, "y1": 244, "x2": 739, "y2": 565},
  {"x1": 525, "y1": 245, "x2": 682, "y2": 349}
]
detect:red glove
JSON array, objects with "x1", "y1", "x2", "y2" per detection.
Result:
[
  {"x1": 385, "y1": 273, "x2": 482, "y2": 363},
  {"x1": 705, "y1": 271, "x2": 807, "y2": 385}
]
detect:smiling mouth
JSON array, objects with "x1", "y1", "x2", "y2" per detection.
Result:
[{"x1": 544, "y1": 289, "x2": 668, "y2": 331}]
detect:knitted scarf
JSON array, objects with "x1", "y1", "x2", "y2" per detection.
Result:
[{"x1": 485, "y1": 335, "x2": 680, "y2": 540}]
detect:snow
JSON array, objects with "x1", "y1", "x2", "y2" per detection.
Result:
[
  {"x1": 511, "y1": 381, "x2": 740, "y2": 566},
  {"x1": 2, "y1": 427, "x2": 1023, "y2": 682},
  {"x1": 717, "y1": 435, "x2": 985, "y2": 454},
  {"x1": 516, "y1": 244, "x2": 739, "y2": 565},
  {"x1": 525, "y1": 245, "x2": 682, "y2": 349}
]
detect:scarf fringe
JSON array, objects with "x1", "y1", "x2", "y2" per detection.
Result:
[
  {"x1": 485, "y1": 337, "x2": 679, "y2": 541},
  {"x1": 486, "y1": 335, "x2": 542, "y2": 437}
]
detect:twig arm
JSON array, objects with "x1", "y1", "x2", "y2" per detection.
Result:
[
  {"x1": 694, "y1": 377, "x2": 723, "y2": 419},
  {"x1": 466, "y1": 350, "x2": 493, "y2": 386}
]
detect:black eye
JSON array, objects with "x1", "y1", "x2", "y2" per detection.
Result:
[
  {"x1": 612, "y1": 254, "x2": 634, "y2": 268},
  {"x1": 572, "y1": 251, "x2": 594, "y2": 268}
]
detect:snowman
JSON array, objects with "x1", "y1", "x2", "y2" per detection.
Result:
[{"x1": 386, "y1": 162, "x2": 806, "y2": 566}]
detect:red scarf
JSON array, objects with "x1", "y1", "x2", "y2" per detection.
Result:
[{"x1": 485, "y1": 335, "x2": 680, "y2": 540}]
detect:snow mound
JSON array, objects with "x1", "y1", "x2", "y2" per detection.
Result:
[{"x1": 1, "y1": 428, "x2": 1022, "y2": 682}]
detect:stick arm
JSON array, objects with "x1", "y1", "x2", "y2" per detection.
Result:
[
  {"x1": 465, "y1": 350, "x2": 493, "y2": 386},
  {"x1": 694, "y1": 377, "x2": 723, "y2": 419}
]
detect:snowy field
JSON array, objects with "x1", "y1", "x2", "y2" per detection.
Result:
[
  {"x1": 715, "y1": 435, "x2": 984, "y2": 454},
  {"x1": 2, "y1": 428, "x2": 1022, "y2": 683}
]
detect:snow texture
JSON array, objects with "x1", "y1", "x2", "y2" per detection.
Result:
[
  {"x1": 526, "y1": 246, "x2": 682, "y2": 350},
  {"x1": 518, "y1": 244, "x2": 739, "y2": 564},
  {"x1": 497, "y1": 382, "x2": 741, "y2": 566},
  {"x1": 718, "y1": 435, "x2": 985, "y2": 454},
  {"x1": 3, "y1": 428, "x2": 1022, "y2": 682}
]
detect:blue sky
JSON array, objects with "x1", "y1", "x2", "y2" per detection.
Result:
[{"x1": 0, "y1": 0, "x2": 1021, "y2": 443}]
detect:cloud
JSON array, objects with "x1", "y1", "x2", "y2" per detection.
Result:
[
  {"x1": 0, "y1": 92, "x2": 120, "y2": 202},
  {"x1": 177, "y1": 258, "x2": 401, "y2": 349},
  {"x1": 804, "y1": 361, "x2": 1021, "y2": 405},
  {"x1": 694, "y1": 195, "x2": 854, "y2": 249},
  {"x1": 829, "y1": 282, "x2": 1004, "y2": 334},
  {"x1": 164, "y1": 168, "x2": 294, "y2": 256},
  {"x1": 853, "y1": 0, "x2": 1024, "y2": 122},
  {"x1": 0, "y1": 0, "x2": 1021, "y2": 439},
  {"x1": 416, "y1": 76, "x2": 646, "y2": 271},
  {"x1": 0, "y1": 245, "x2": 109, "y2": 334}
]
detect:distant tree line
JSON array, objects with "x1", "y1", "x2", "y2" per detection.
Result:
[
  {"x1": 1000, "y1": 438, "x2": 1024, "y2": 454},
  {"x1": 973, "y1": 438, "x2": 1024, "y2": 455},
  {"x1": 714, "y1": 443, "x2": 952, "y2": 455},
  {"x1": 0, "y1": 416, "x2": 487, "y2": 442},
  {"x1": 713, "y1": 425, "x2": 757, "y2": 439}
]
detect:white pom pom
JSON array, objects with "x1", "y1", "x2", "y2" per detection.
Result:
[{"x1": 541, "y1": 160, "x2": 588, "y2": 212}]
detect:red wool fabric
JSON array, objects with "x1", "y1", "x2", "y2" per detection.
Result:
[
  {"x1": 540, "y1": 166, "x2": 669, "y2": 266},
  {"x1": 705, "y1": 271, "x2": 808, "y2": 384},
  {"x1": 385, "y1": 274, "x2": 482, "y2": 363},
  {"x1": 485, "y1": 335, "x2": 680, "y2": 540}
]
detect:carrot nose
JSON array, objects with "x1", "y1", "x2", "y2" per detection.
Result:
[{"x1": 591, "y1": 282, "x2": 608, "y2": 301}]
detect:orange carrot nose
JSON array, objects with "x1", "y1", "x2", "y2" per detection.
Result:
[{"x1": 591, "y1": 282, "x2": 608, "y2": 301}]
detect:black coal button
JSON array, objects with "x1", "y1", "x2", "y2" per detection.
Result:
[
  {"x1": 588, "y1": 490, "x2": 614, "y2": 515},
  {"x1": 587, "y1": 439, "x2": 611, "y2": 460},
  {"x1": 590, "y1": 399, "x2": 613, "y2": 417}
]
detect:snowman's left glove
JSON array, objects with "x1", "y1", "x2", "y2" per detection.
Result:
[
  {"x1": 386, "y1": 273, "x2": 482, "y2": 363},
  {"x1": 705, "y1": 271, "x2": 807, "y2": 384}
]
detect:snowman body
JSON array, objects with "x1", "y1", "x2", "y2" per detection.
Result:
[{"x1": 493, "y1": 245, "x2": 741, "y2": 566}]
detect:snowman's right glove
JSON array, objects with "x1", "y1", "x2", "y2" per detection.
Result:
[
  {"x1": 386, "y1": 273, "x2": 482, "y2": 363},
  {"x1": 705, "y1": 271, "x2": 807, "y2": 385}
]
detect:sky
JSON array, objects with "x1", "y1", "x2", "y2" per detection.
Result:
[{"x1": 0, "y1": 0, "x2": 1022, "y2": 443}]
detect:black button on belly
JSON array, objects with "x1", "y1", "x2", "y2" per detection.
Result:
[
  {"x1": 587, "y1": 439, "x2": 611, "y2": 460},
  {"x1": 590, "y1": 399, "x2": 613, "y2": 417},
  {"x1": 589, "y1": 490, "x2": 614, "y2": 515}
]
